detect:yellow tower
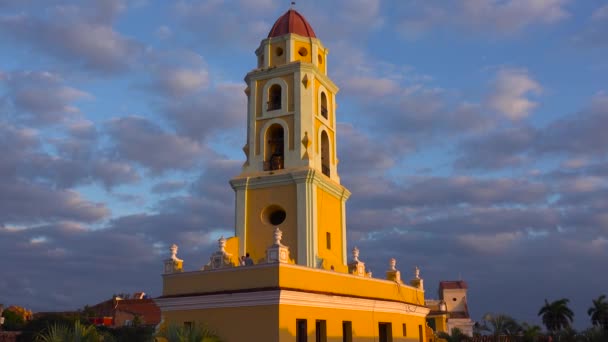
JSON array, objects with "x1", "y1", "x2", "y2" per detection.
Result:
[{"x1": 230, "y1": 9, "x2": 351, "y2": 271}]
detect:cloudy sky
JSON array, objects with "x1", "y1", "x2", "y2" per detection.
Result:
[{"x1": 1, "y1": 0, "x2": 607, "y2": 329}]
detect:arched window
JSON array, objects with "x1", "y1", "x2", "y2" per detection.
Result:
[
  {"x1": 268, "y1": 85, "x2": 281, "y2": 111},
  {"x1": 320, "y1": 92, "x2": 328, "y2": 119},
  {"x1": 321, "y1": 131, "x2": 330, "y2": 177},
  {"x1": 265, "y1": 124, "x2": 284, "y2": 171}
]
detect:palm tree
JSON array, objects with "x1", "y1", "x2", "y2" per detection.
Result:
[
  {"x1": 521, "y1": 322, "x2": 542, "y2": 342},
  {"x1": 538, "y1": 298, "x2": 574, "y2": 334},
  {"x1": 588, "y1": 294, "x2": 608, "y2": 331},
  {"x1": 480, "y1": 313, "x2": 521, "y2": 338},
  {"x1": 580, "y1": 326, "x2": 608, "y2": 342},
  {"x1": 436, "y1": 327, "x2": 469, "y2": 342},
  {"x1": 35, "y1": 321, "x2": 112, "y2": 342},
  {"x1": 155, "y1": 323, "x2": 222, "y2": 342}
]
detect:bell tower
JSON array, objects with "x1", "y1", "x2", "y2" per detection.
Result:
[{"x1": 230, "y1": 9, "x2": 350, "y2": 271}]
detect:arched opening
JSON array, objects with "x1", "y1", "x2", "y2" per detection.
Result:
[
  {"x1": 261, "y1": 205, "x2": 286, "y2": 226},
  {"x1": 264, "y1": 123, "x2": 284, "y2": 171},
  {"x1": 321, "y1": 131, "x2": 330, "y2": 177},
  {"x1": 268, "y1": 84, "x2": 281, "y2": 111},
  {"x1": 320, "y1": 92, "x2": 328, "y2": 119}
]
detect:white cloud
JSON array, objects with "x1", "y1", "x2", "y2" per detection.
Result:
[
  {"x1": 487, "y1": 68, "x2": 542, "y2": 120},
  {"x1": 0, "y1": 3, "x2": 141, "y2": 73},
  {"x1": 106, "y1": 116, "x2": 207, "y2": 173},
  {"x1": 592, "y1": 4, "x2": 608, "y2": 21},
  {"x1": 158, "y1": 68, "x2": 209, "y2": 97},
  {"x1": 3, "y1": 71, "x2": 91, "y2": 125},
  {"x1": 156, "y1": 25, "x2": 172, "y2": 39},
  {"x1": 397, "y1": 0, "x2": 569, "y2": 37},
  {"x1": 458, "y1": 231, "x2": 524, "y2": 254}
]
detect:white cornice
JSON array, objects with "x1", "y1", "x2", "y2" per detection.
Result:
[
  {"x1": 156, "y1": 289, "x2": 430, "y2": 317},
  {"x1": 230, "y1": 169, "x2": 350, "y2": 200},
  {"x1": 245, "y1": 63, "x2": 338, "y2": 94}
]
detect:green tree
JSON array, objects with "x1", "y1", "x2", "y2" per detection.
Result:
[
  {"x1": 1, "y1": 309, "x2": 25, "y2": 331},
  {"x1": 538, "y1": 298, "x2": 574, "y2": 334},
  {"x1": 588, "y1": 294, "x2": 608, "y2": 331},
  {"x1": 19, "y1": 312, "x2": 77, "y2": 341},
  {"x1": 35, "y1": 321, "x2": 113, "y2": 342},
  {"x1": 131, "y1": 314, "x2": 143, "y2": 327},
  {"x1": 520, "y1": 322, "x2": 542, "y2": 342},
  {"x1": 156, "y1": 323, "x2": 222, "y2": 342},
  {"x1": 580, "y1": 326, "x2": 608, "y2": 342},
  {"x1": 480, "y1": 313, "x2": 521, "y2": 338},
  {"x1": 436, "y1": 327, "x2": 469, "y2": 342}
]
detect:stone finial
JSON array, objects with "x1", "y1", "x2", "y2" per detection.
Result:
[
  {"x1": 410, "y1": 265, "x2": 424, "y2": 291},
  {"x1": 218, "y1": 236, "x2": 227, "y2": 252},
  {"x1": 163, "y1": 243, "x2": 183, "y2": 274},
  {"x1": 267, "y1": 227, "x2": 290, "y2": 263},
  {"x1": 352, "y1": 247, "x2": 360, "y2": 262},
  {"x1": 170, "y1": 244, "x2": 178, "y2": 259},
  {"x1": 348, "y1": 246, "x2": 365, "y2": 277},
  {"x1": 207, "y1": 236, "x2": 234, "y2": 270},
  {"x1": 389, "y1": 258, "x2": 397, "y2": 271},
  {"x1": 386, "y1": 257, "x2": 401, "y2": 283},
  {"x1": 273, "y1": 227, "x2": 283, "y2": 246}
]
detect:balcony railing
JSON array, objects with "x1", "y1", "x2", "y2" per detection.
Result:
[
  {"x1": 267, "y1": 101, "x2": 281, "y2": 111},
  {"x1": 264, "y1": 155, "x2": 284, "y2": 171}
]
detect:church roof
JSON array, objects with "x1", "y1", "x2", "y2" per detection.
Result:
[
  {"x1": 268, "y1": 9, "x2": 316, "y2": 38},
  {"x1": 439, "y1": 280, "x2": 468, "y2": 290}
]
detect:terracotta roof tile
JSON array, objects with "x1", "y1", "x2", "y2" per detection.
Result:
[
  {"x1": 440, "y1": 280, "x2": 468, "y2": 290},
  {"x1": 268, "y1": 9, "x2": 316, "y2": 38}
]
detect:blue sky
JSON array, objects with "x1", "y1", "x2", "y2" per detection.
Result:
[{"x1": 1, "y1": 0, "x2": 608, "y2": 330}]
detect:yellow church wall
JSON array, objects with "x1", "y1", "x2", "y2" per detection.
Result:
[
  {"x1": 277, "y1": 265, "x2": 425, "y2": 305},
  {"x1": 316, "y1": 50, "x2": 326, "y2": 74},
  {"x1": 159, "y1": 300, "x2": 426, "y2": 342},
  {"x1": 278, "y1": 304, "x2": 427, "y2": 342},
  {"x1": 163, "y1": 263, "x2": 425, "y2": 306},
  {"x1": 244, "y1": 185, "x2": 298, "y2": 263},
  {"x1": 255, "y1": 74, "x2": 295, "y2": 118},
  {"x1": 162, "y1": 265, "x2": 277, "y2": 296},
  {"x1": 429, "y1": 315, "x2": 448, "y2": 334},
  {"x1": 224, "y1": 236, "x2": 239, "y2": 266},
  {"x1": 161, "y1": 305, "x2": 278, "y2": 342},
  {"x1": 254, "y1": 115, "x2": 295, "y2": 156},
  {"x1": 294, "y1": 41, "x2": 313, "y2": 63},
  {"x1": 269, "y1": 40, "x2": 287, "y2": 67},
  {"x1": 316, "y1": 187, "x2": 345, "y2": 272}
]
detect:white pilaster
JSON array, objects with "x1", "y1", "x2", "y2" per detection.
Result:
[{"x1": 296, "y1": 170, "x2": 317, "y2": 267}]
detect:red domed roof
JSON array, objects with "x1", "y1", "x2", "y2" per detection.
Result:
[{"x1": 268, "y1": 9, "x2": 316, "y2": 38}]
